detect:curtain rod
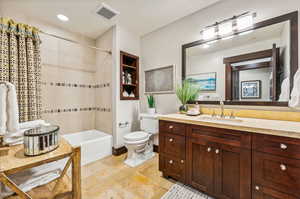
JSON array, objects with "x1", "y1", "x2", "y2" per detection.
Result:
[{"x1": 39, "y1": 30, "x2": 112, "y2": 55}]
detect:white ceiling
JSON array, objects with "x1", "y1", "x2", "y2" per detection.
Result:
[{"x1": 0, "y1": 0, "x2": 221, "y2": 39}]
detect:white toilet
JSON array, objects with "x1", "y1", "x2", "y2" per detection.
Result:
[{"x1": 123, "y1": 113, "x2": 160, "y2": 167}]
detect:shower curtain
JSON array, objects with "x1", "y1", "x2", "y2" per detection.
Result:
[{"x1": 0, "y1": 17, "x2": 42, "y2": 122}]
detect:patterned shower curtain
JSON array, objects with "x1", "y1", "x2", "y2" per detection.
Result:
[{"x1": 0, "y1": 17, "x2": 42, "y2": 122}]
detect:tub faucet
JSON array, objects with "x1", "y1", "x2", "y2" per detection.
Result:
[{"x1": 220, "y1": 100, "x2": 225, "y2": 118}]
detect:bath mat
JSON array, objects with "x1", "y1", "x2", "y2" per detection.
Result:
[{"x1": 161, "y1": 183, "x2": 214, "y2": 199}]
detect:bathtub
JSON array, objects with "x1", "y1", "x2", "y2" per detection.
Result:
[{"x1": 63, "y1": 130, "x2": 112, "y2": 166}]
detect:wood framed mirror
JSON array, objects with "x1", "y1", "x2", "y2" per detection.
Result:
[{"x1": 182, "y1": 11, "x2": 298, "y2": 106}]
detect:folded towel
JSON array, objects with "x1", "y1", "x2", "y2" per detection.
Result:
[
  {"x1": 6, "y1": 82, "x2": 20, "y2": 133},
  {"x1": 0, "y1": 158, "x2": 68, "y2": 198},
  {"x1": 19, "y1": 120, "x2": 50, "y2": 130},
  {"x1": 0, "y1": 84, "x2": 7, "y2": 135}
]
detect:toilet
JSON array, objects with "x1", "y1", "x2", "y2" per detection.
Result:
[{"x1": 123, "y1": 113, "x2": 160, "y2": 167}]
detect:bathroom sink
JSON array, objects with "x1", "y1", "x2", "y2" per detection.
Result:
[{"x1": 197, "y1": 115, "x2": 243, "y2": 123}]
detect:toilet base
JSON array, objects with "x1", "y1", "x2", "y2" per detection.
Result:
[{"x1": 124, "y1": 152, "x2": 155, "y2": 167}]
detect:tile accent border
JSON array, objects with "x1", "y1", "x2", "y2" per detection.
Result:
[
  {"x1": 41, "y1": 82, "x2": 110, "y2": 89},
  {"x1": 43, "y1": 107, "x2": 111, "y2": 114}
]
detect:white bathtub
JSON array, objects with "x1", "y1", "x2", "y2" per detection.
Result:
[{"x1": 63, "y1": 130, "x2": 112, "y2": 166}]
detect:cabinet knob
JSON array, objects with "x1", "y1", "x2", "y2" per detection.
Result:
[
  {"x1": 181, "y1": 160, "x2": 184, "y2": 164},
  {"x1": 207, "y1": 147, "x2": 211, "y2": 152},
  {"x1": 280, "y1": 143, "x2": 288, "y2": 150},
  {"x1": 215, "y1": 149, "x2": 220, "y2": 154},
  {"x1": 255, "y1": 186, "x2": 260, "y2": 191},
  {"x1": 280, "y1": 164, "x2": 287, "y2": 171},
  {"x1": 169, "y1": 160, "x2": 173, "y2": 164},
  {"x1": 169, "y1": 125, "x2": 173, "y2": 129},
  {"x1": 169, "y1": 138, "x2": 173, "y2": 142}
]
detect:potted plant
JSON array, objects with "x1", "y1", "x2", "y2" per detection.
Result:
[
  {"x1": 176, "y1": 80, "x2": 199, "y2": 113},
  {"x1": 147, "y1": 95, "x2": 156, "y2": 114}
]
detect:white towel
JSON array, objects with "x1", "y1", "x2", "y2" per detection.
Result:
[
  {"x1": 0, "y1": 84, "x2": 7, "y2": 135},
  {"x1": 19, "y1": 120, "x2": 50, "y2": 130},
  {"x1": 289, "y1": 69, "x2": 300, "y2": 109},
  {"x1": 6, "y1": 82, "x2": 20, "y2": 133},
  {"x1": 0, "y1": 158, "x2": 68, "y2": 198},
  {"x1": 3, "y1": 121, "x2": 51, "y2": 146},
  {"x1": 279, "y1": 77, "x2": 290, "y2": 101}
]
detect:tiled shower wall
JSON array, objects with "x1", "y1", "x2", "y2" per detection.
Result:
[{"x1": 40, "y1": 33, "x2": 97, "y2": 134}]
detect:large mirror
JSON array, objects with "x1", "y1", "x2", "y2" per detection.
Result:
[{"x1": 182, "y1": 12, "x2": 298, "y2": 106}]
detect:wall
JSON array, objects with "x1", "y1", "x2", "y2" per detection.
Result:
[
  {"x1": 113, "y1": 25, "x2": 141, "y2": 148},
  {"x1": 95, "y1": 28, "x2": 114, "y2": 134},
  {"x1": 141, "y1": 0, "x2": 300, "y2": 116},
  {"x1": 1, "y1": 11, "x2": 98, "y2": 134}
]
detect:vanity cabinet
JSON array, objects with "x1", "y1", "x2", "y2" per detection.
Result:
[
  {"x1": 187, "y1": 125, "x2": 251, "y2": 199},
  {"x1": 159, "y1": 121, "x2": 186, "y2": 183},
  {"x1": 159, "y1": 120, "x2": 300, "y2": 199},
  {"x1": 252, "y1": 134, "x2": 300, "y2": 199}
]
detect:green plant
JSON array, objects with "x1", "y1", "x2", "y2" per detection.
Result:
[
  {"x1": 176, "y1": 80, "x2": 199, "y2": 105},
  {"x1": 147, "y1": 95, "x2": 155, "y2": 108}
]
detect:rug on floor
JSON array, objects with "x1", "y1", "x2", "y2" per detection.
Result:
[{"x1": 161, "y1": 183, "x2": 214, "y2": 199}]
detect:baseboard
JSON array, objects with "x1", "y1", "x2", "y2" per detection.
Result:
[
  {"x1": 112, "y1": 146, "x2": 127, "y2": 156},
  {"x1": 153, "y1": 145, "x2": 159, "y2": 153},
  {"x1": 112, "y1": 144, "x2": 159, "y2": 156}
]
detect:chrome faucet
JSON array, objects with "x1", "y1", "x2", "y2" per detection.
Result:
[{"x1": 220, "y1": 100, "x2": 225, "y2": 118}]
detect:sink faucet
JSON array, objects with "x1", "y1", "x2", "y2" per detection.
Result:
[{"x1": 220, "y1": 100, "x2": 225, "y2": 118}]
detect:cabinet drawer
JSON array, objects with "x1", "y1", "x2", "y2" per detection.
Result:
[
  {"x1": 188, "y1": 125, "x2": 251, "y2": 149},
  {"x1": 159, "y1": 121, "x2": 186, "y2": 136},
  {"x1": 253, "y1": 186, "x2": 298, "y2": 199},
  {"x1": 159, "y1": 133, "x2": 185, "y2": 160},
  {"x1": 159, "y1": 154, "x2": 185, "y2": 183},
  {"x1": 253, "y1": 134, "x2": 300, "y2": 159},
  {"x1": 253, "y1": 151, "x2": 300, "y2": 198}
]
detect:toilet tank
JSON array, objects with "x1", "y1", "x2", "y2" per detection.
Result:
[{"x1": 140, "y1": 113, "x2": 161, "y2": 134}]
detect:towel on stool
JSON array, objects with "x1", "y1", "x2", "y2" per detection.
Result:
[
  {"x1": 6, "y1": 82, "x2": 20, "y2": 133},
  {"x1": 0, "y1": 82, "x2": 19, "y2": 135},
  {"x1": 0, "y1": 84, "x2": 7, "y2": 135}
]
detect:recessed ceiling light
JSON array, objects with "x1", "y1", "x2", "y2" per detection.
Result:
[{"x1": 57, "y1": 14, "x2": 69, "y2": 22}]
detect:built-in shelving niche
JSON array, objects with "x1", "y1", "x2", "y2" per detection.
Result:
[{"x1": 120, "y1": 51, "x2": 139, "y2": 100}]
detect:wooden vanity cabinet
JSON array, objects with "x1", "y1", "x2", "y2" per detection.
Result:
[
  {"x1": 159, "y1": 120, "x2": 300, "y2": 199},
  {"x1": 252, "y1": 134, "x2": 300, "y2": 199},
  {"x1": 187, "y1": 125, "x2": 252, "y2": 199},
  {"x1": 159, "y1": 121, "x2": 186, "y2": 183}
]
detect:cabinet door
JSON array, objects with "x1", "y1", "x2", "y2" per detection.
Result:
[
  {"x1": 187, "y1": 137, "x2": 215, "y2": 194},
  {"x1": 253, "y1": 151, "x2": 300, "y2": 198},
  {"x1": 214, "y1": 144, "x2": 251, "y2": 199}
]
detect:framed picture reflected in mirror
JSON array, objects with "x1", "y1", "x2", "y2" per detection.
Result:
[{"x1": 241, "y1": 80, "x2": 261, "y2": 99}]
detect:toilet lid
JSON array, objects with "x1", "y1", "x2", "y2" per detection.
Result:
[{"x1": 124, "y1": 131, "x2": 149, "y2": 141}]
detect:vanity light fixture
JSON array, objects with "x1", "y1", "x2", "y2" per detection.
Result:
[
  {"x1": 57, "y1": 14, "x2": 69, "y2": 22},
  {"x1": 200, "y1": 12, "x2": 256, "y2": 42},
  {"x1": 202, "y1": 26, "x2": 216, "y2": 40}
]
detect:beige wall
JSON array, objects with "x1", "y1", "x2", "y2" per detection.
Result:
[
  {"x1": 141, "y1": 0, "x2": 300, "y2": 114},
  {"x1": 1, "y1": 11, "x2": 98, "y2": 134}
]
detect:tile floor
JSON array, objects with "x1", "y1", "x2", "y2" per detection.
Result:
[{"x1": 6, "y1": 153, "x2": 175, "y2": 199}]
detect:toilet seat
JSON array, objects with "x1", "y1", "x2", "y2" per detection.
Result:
[{"x1": 124, "y1": 131, "x2": 149, "y2": 142}]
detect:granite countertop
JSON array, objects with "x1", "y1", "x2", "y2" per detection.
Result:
[{"x1": 159, "y1": 113, "x2": 300, "y2": 139}]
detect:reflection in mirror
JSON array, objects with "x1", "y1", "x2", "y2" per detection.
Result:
[{"x1": 186, "y1": 21, "x2": 291, "y2": 103}]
